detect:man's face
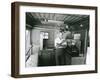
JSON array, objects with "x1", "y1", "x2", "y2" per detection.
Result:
[
  {"x1": 67, "y1": 39, "x2": 72, "y2": 46},
  {"x1": 58, "y1": 33, "x2": 62, "y2": 39},
  {"x1": 72, "y1": 40, "x2": 76, "y2": 45}
]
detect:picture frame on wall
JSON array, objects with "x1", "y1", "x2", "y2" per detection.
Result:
[{"x1": 11, "y1": 2, "x2": 98, "y2": 78}]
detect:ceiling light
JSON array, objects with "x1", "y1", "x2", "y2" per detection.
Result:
[{"x1": 80, "y1": 24, "x2": 83, "y2": 27}]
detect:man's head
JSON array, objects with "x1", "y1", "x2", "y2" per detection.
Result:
[
  {"x1": 67, "y1": 39, "x2": 72, "y2": 46},
  {"x1": 72, "y1": 40, "x2": 76, "y2": 45}
]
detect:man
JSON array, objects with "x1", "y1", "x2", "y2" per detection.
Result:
[
  {"x1": 55, "y1": 28, "x2": 72, "y2": 65},
  {"x1": 55, "y1": 32, "x2": 65, "y2": 65},
  {"x1": 55, "y1": 27, "x2": 72, "y2": 65}
]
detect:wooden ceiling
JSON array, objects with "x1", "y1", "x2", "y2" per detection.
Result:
[
  {"x1": 29, "y1": 12, "x2": 89, "y2": 24},
  {"x1": 26, "y1": 12, "x2": 89, "y2": 30}
]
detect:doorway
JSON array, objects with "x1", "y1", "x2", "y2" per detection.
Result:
[{"x1": 40, "y1": 32, "x2": 49, "y2": 50}]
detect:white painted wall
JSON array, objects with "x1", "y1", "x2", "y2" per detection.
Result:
[
  {"x1": 25, "y1": 30, "x2": 31, "y2": 54},
  {"x1": 0, "y1": 0, "x2": 100, "y2": 80}
]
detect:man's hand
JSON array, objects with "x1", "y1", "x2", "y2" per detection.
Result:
[{"x1": 56, "y1": 43, "x2": 61, "y2": 47}]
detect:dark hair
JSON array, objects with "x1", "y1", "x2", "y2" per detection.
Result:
[
  {"x1": 65, "y1": 28, "x2": 68, "y2": 31},
  {"x1": 59, "y1": 28, "x2": 64, "y2": 32}
]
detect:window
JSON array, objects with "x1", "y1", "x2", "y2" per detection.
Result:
[{"x1": 42, "y1": 32, "x2": 49, "y2": 39}]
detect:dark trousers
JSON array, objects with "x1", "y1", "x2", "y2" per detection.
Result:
[
  {"x1": 55, "y1": 48, "x2": 67, "y2": 65},
  {"x1": 55, "y1": 48, "x2": 71, "y2": 65}
]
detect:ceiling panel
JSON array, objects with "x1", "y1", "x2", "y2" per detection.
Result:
[{"x1": 30, "y1": 12, "x2": 89, "y2": 24}]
